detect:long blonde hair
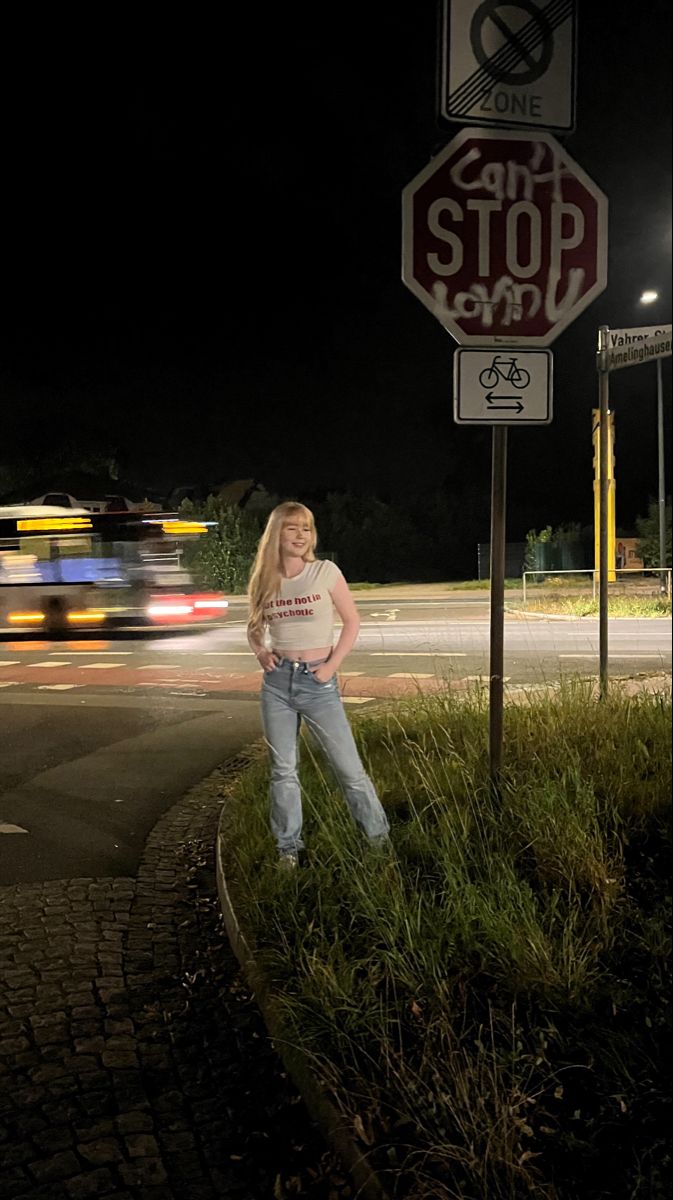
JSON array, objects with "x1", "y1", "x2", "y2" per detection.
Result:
[{"x1": 247, "y1": 502, "x2": 317, "y2": 639}]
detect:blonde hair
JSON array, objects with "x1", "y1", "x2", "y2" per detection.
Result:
[{"x1": 247, "y1": 502, "x2": 317, "y2": 640}]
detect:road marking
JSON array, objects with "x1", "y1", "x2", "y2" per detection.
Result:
[
  {"x1": 342, "y1": 697, "x2": 376, "y2": 705},
  {"x1": 339, "y1": 671, "x2": 364, "y2": 677},
  {"x1": 51, "y1": 650, "x2": 134, "y2": 656},
  {"x1": 136, "y1": 664, "x2": 180, "y2": 670},
  {"x1": 32, "y1": 661, "x2": 71, "y2": 668},
  {"x1": 0, "y1": 822, "x2": 29, "y2": 834},
  {"x1": 79, "y1": 663, "x2": 124, "y2": 669},
  {"x1": 0, "y1": 681, "x2": 17, "y2": 688},
  {"x1": 389, "y1": 672, "x2": 435, "y2": 679},
  {"x1": 369, "y1": 652, "x2": 467, "y2": 657},
  {"x1": 0, "y1": 661, "x2": 21, "y2": 667},
  {"x1": 38, "y1": 683, "x2": 78, "y2": 691},
  {"x1": 203, "y1": 651, "x2": 255, "y2": 656},
  {"x1": 559, "y1": 653, "x2": 665, "y2": 659}
]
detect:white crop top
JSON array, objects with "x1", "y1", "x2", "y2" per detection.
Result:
[{"x1": 264, "y1": 559, "x2": 343, "y2": 651}]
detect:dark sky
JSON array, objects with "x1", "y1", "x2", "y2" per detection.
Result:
[{"x1": 1, "y1": 4, "x2": 671, "y2": 537}]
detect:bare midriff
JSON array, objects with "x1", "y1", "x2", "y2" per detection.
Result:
[{"x1": 272, "y1": 646, "x2": 332, "y2": 662}]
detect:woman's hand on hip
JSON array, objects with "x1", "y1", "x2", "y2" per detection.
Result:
[
  {"x1": 311, "y1": 663, "x2": 335, "y2": 683},
  {"x1": 257, "y1": 650, "x2": 280, "y2": 673}
]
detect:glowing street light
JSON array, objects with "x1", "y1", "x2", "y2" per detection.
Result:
[{"x1": 640, "y1": 290, "x2": 659, "y2": 304}]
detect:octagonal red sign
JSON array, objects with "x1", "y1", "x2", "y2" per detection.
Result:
[{"x1": 402, "y1": 127, "x2": 608, "y2": 346}]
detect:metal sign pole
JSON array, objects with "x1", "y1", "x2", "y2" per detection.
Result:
[
  {"x1": 598, "y1": 326, "x2": 610, "y2": 698},
  {"x1": 657, "y1": 357, "x2": 667, "y2": 592},
  {"x1": 489, "y1": 425, "x2": 508, "y2": 792}
]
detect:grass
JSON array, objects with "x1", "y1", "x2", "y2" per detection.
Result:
[
  {"x1": 221, "y1": 682, "x2": 672, "y2": 1199},
  {"x1": 513, "y1": 594, "x2": 672, "y2": 617}
]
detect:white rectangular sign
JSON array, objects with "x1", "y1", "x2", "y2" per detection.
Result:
[
  {"x1": 454, "y1": 348, "x2": 553, "y2": 424},
  {"x1": 606, "y1": 325, "x2": 672, "y2": 371},
  {"x1": 440, "y1": 0, "x2": 577, "y2": 132}
]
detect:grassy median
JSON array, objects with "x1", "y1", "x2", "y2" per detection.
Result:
[{"x1": 221, "y1": 682, "x2": 671, "y2": 1199}]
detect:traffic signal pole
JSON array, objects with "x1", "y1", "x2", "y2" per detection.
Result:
[
  {"x1": 657, "y1": 357, "x2": 667, "y2": 593},
  {"x1": 597, "y1": 326, "x2": 610, "y2": 698},
  {"x1": 489, "y1": 426, "x2": 507, "y2": 791}
]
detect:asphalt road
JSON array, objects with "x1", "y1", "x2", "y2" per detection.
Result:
[{"x1": 1, "y1": 593, "x2": 670, "y2": 885}]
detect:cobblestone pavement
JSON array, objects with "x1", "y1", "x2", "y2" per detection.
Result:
[{"x1": 0, "y1": 762, "x2": 347, "y2": 1200}]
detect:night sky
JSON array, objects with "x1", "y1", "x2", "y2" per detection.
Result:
[{"x1": 1, "y1": 4, "x2": 671, "y2": 540}]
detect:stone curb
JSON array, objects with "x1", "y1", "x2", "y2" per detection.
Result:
[
  {"x1": 0, "y1": 761, "x2": 342, "y2": 1200},
  {"x1": 215, "y1": 758, "x2": 388, "y2": 1200}
]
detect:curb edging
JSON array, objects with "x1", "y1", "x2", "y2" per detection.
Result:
[{"x1": 215, "y1": 784, "x2": 388, "y2": 1200}]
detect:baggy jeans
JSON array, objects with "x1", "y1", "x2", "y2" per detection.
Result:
[{"x1": 260, "y1": 657, "x2": 389, "y2": 854}]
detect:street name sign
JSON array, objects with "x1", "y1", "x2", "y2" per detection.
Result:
[
  {"x1": 606, "y1": 324, "x2": 672, "y2": 371},
  {"x1": 402, "y1": 127, "x2": 608, "y2": 346},
  {"x1": 440, "y1": 0, "x2": 577, "y2": 131},
  {"x1": 454, "y1": 348, "x2": 552, "y2": 423}
]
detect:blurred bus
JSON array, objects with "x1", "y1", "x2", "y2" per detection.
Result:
[{"x1": 0, "y1": 506, "x2": 228, "y2": 634}]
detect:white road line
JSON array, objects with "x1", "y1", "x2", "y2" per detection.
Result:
[
  {"x1": 38, "y1": 684, "x2": 78, "y2": 691},
  {"x1": 51, "y1": 650, "x2": 133, "y2": 656},
  {"x1": 388, "y1": 672, "x2": 435, "y2": 679},
  {"x1": 136, "y1": 664, "x2": 180, "y2": 670},
  {"x1": 0, "y1": 681, "x2": 17, "y2": 688},
  {"x1": 203, "y1": 652, "x2": 255, "y2": 656},
  {"x1": 79, "y1": 663, "x2": 124, "y2": 669},
  {"x1": 0, "y1": 661, "x2": 21, "y2": 667},
  {"x1": 369, "y1": 652, "x2": 466, "y2": 657},
  {"x1": 340, "y1": 671, "x2": 364, "y2": 677},
  {"x1": 0, "y1": 822, "x2": 29, "y2": 834},
  {"x1": 559, "y1": 653, "x2": 665, "y2": 659},
  {"x1": 32, "y1": 661, "x2": 71, "y2": 668},
  {"x1": 342, "y1": 697, "x2": 376, "y2": 705}
]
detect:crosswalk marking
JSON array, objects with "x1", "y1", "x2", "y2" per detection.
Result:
[
  {"x1": 32, "y1": 661, "x2": 70, "y2": 668},
  {"x1": 0, "y1": 822, "x2": 29, "y2": 834},
  {"x1": 136, "y1": 664, "x2": 180, "y2": 670},
  {"x1": 78, "y1": 663, "x2": 124, "y2": 669},
  {"x1": 369, "y1": 652, "x2": 466, "y2": 657},
  {"x1": 38, "y1": 684, "x2": 78, "y2": 691},
  {"x1": 0, "y1": 661, "x2": 21, "y2": 667},
  {"x1": 389, "y1": 672, "x2": 435, "y2": 678},
  {"x1": 0, "y1": 681, "x2": 17, "y2": 688}
]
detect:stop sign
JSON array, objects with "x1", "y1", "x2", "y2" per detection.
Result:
[{"x1": 402, "y1": 127, "x2": 608, "y2": 346}]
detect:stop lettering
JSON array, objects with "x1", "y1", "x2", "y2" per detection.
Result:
[{"x1": 402, "y1": 128, "x2": 608, "y2": 346}]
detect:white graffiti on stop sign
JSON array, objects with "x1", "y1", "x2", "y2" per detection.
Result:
[
  {"x1": 427, "y1": 140, "x2": 586, "y2": 329},
  {"x1": 448, "y1": 140, "x2": 566, "y2": 202},
  {"x1": 431, "y1": 266, "x2": 585, "y2": 328}
]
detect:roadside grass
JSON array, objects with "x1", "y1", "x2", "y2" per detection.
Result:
[
  {"x1": 222, "y1": 682, "x2": 672, "y2": 1199},
  {"x1": 349, "y1": 579, "x2": 521, "y2": 591},
  {"x1": 512, "y1": 594, "x2": 672, "y2": 617}
]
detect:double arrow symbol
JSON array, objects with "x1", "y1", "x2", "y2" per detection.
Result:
[{"x1": 485, "y1": 392, "x2": 524, "y2": 413}]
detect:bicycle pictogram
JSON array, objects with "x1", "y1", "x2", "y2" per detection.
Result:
[{"x1": 478, "y1": 355, "x2": 531, "y2": 390}]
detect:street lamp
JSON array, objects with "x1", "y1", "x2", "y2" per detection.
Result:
[{"x1": 638, "y1": 290, "x2": 667, "y2": 590}]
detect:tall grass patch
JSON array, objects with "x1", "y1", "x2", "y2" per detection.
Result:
[{"x1": 222, "y1": 682, "x2": 671, "y2": 1199}]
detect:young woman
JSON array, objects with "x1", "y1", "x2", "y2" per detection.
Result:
[{"x1": 247, "y1": 501, "x2": 390, "y2": 866}]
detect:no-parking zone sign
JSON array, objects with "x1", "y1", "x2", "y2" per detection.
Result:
[{"x1": 440, "y1": 0, "x2": 577, "y2": 132}]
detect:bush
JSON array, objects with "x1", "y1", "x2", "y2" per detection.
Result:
[{"x1": 178, "y1": 496, "x2": 261, "y2": 593}]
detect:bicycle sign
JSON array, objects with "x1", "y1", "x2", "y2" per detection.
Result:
[
  {"x1": 454, "y1": 348, "x2": 552, "y2": 424},
  {"x1": 478, "y1": 355, "x2": 531, "y2": 391}
]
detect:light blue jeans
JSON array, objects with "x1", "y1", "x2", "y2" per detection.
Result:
[{"x1": 260, "y1": 657, "x2": 389, "y2": 854}]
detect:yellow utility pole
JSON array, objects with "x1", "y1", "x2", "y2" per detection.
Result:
[{"x1": 592, "y1": 408, "x2": 616, "y2": 581}]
